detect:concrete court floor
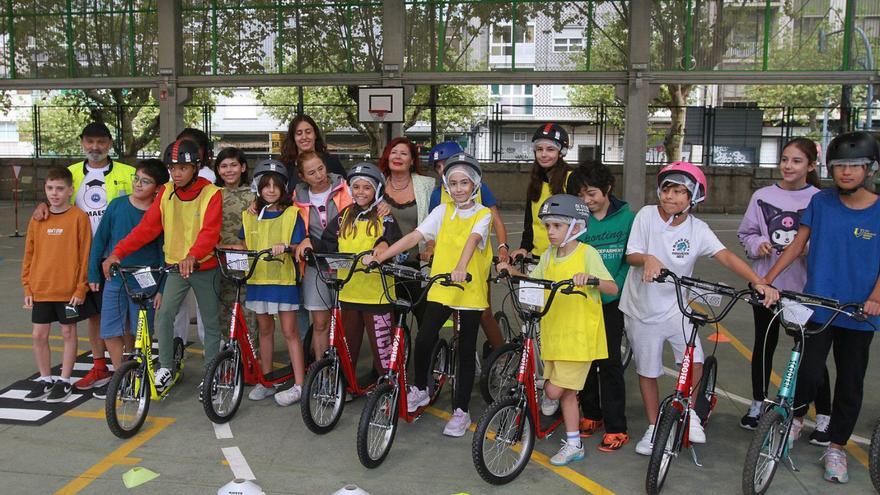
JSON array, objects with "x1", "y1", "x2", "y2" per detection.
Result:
[{"x1": 0, "y1": 200, "x2": 877, "y2": 495}]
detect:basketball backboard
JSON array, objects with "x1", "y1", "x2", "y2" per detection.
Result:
[{"x1": 357, "y1": 86, "x2": 405, "y2": 123}]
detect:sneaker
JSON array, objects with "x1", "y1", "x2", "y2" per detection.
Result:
[
  {"x1": 45, "y1": 380, "x2": 72, "y2": 403},
  {"x1": 740, "y1": 400, "x2": 763, "y2": 430},
  {"x1": 482, "y1": 341, "x2": 493, "y2": 360},
  {"x1": 74, "y1": 367, "x2": 112, "y2": 390},
  {"x1": 248, "y1": 383, "x2": 276, "y2": 401},
  {"x1": 274, "y1": 384, "x2": 302, "y2": 406},
  {"x1": 550, "y1": 441, "x2": 585, "y2": 466},
  {"x1": 810, "y1": 414, "x2": 831, "y2": 447},
  {"x1": 443, "y1": 408, "x2": 471, "y2": 437},
  {"x1": 688, "y1": 409, "x2": 706, "y2": 444},
  {"x1": 91, "y1": 385, "x2": 107, "y2": 400},
  {"x1": 579, "y1": 418, "x2": 604, "y2": 438},
  {"x1": 23, "y1": 379, "x2": 54, "y2": 402},
  {"x1": 822, "y1": 447, "x2": 849, "y2": 483},
  {"x1": 154, "y1": 367, "x2": 172, "y2": 392},
  {"x1": 406, "y1": 386, "x2": 430, "y2": 413},
  {"x1": 541, "y1": 395, "x2": 559, "y2": 416},
  {"x1": 635, "y1": 425, "x2": 655, "y2": 455},
  {"x1": 788, "y1": 417, "x2": 804, "y2": 449},
  {"x1": 598, "y1": 432, "x2": 630, "y2": 452}
]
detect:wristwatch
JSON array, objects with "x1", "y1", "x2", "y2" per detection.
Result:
[{"x1": 498, "y1": 243, "x2": 509, "y2": 250}]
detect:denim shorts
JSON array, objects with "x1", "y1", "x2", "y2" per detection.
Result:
[{"x1": 100, "y1": 276, "x2": 155, "y2": 339}]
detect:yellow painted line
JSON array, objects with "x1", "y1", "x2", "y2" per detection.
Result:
[
  {"x1": 0, "y1": 343, "x2": 65, "y2": 352},
  {"x1": 0, "y1": 332, "x2": 90, "y2": 343},
  {"x1": 425, "y1": 406, "x2": 614, "y2": 494},
  {"x1": 53, "y1": 416, "x2": 175, "y2": 495}
]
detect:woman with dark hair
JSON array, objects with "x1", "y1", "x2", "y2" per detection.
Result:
[{"x1": 280, "y1": 115, "x2": 346, "y2": 190}]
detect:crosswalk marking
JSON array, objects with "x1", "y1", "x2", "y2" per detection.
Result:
[{"x1": 0, "y1": 407, "x2": 51, "y2": 422}]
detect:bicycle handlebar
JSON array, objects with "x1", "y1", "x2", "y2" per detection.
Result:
[
  {"x1": 110, "y1": 263, "x2": 187, "y2": 301},
  {"x1": 215, "y1": 247, "x2": 290, "y2": 283},
  {"x1": 369, "y1": 261, "x2": 469, "y2": 307},
  {"x1": 494, "y1": 269, "x2": 596, "y2": 320},
  {"x1": 655, "y1": 268, "x2": 756, "y2": 325},
  {"x1": 773, "y1": 289, "x2": 868, "y2": 336},
  {"x1": 304, "y1": 249, "x2": 373, "y2": 288}
]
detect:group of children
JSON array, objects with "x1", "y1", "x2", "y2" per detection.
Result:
[{"x1": 20, "y1": 120, "x2": 880, "y2": 485}]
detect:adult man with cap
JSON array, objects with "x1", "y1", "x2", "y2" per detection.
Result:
[{"x1": 32, "y1": 122, "x2": 136, "y2": 395}]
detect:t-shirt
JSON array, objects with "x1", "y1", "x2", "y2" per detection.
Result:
[
  {"x1": 198, "y1": 167, "x2": 217, "y2": 184},
  {"x1": 88, "y1": 196, "x2": 164, "y2": 284},
  {"x1": 801, "y1": 189, "x2": 880, "y2": 331},
  {"x1": 238, "y1": 209, "x2": 307, "y2": 305},
  {"x1": 76, "y1": 164, "x2": 111, "y2": 233},
  {"x1": 618, "y1": 206, "x2": 726, "y2": 323},
  {"x1": 427, "y1": 183, "x2": 498, "y2": 212},
  {"x1": 309, "y1": 187, "x2": 332, "y2": 229},
  {"x1": 416, "y1": 203, "x2": 490, "y2": 250}
]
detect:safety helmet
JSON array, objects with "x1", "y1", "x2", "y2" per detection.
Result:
[
  {"x1": 163, "y1": 139, "x2": 200, "y2": 167},
  {"x1": 538, "y1": 194, "x2": 590, "y2": 247},
  {"x1": 428, "y1": 141, "x2": 463, "y2": 166},
  {"x1": 826, "y1": 131, "x2": 880, "y2": 170},
  {"x1": 442, "y1": 153, "x2": 482, "y2": 204},
  {"x1": 348, "y1": 162, "x2": 385, "y2": 195},
  {"x1": 532, "y1": 123, "x2": 570, "y2": 156},
  {"x1": 657, "y1": 161, "x2": 708, "y2": 206},
  {"x1": 252, "y1": 158, "x2": 289, "y2": 182}
]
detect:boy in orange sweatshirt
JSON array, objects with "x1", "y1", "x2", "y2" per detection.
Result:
[{"x1": 22, "y1": 166, "x2": 93, "y2": 402}]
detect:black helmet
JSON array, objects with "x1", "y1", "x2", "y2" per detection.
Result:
[
  {"x1": 252, "y1": 158, "x2": 289, "y2": 182},
  {"x1": 538, "y1": 194, "x2": 591, "y2": 224},
  {"x1": 348, "y1": 162, "x2": 385, "y2": 194},
  {"x1": 827, "y1": 131, "x2": 880, "y2": 171},
  {"x1": 163, "y1": 139, "x2": 200, "y2": 166},
  {"x1": 532, "y1": 123, "x2": 570, "y2": 156}
]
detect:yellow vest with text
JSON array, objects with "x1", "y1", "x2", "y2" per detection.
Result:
[
  {"x1": 159, "y1": 183, "x2": 221, "y2": 264},
  {"x1": 540, "y1": 243, "x2": 608, "y2": 362},
  {"x1": 241, "y1": 207, "x2": 298, "y2": 286},
  {"x1": 428, "y1": 205, "x2": 492, "y2": 310},
  {"x1": 68, "y1": 160, "x2": 136, "y2": 205},
  {"x1": 529, "y1": 170, "x2": 573, "y2": 256},
  {"x1": 337, "y1": 210, "x2": 394, "y2": 305}
]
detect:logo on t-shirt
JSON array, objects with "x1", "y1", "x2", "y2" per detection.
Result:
[
  {"x1": 82, "y1": 178, "x2": 108, "y2": 211},
  {"x1": 47, "y1": 228, "x2": 63, "y2": 236},
  {"x1": 758, "y1": 200, "x2": 802, "y2": 253},
  {"x1": 854, "y1": 227, "x2": 876, "y2": 240},
  {"x1": 671, "y1": 238, "x2": 691, "y2": 259}
]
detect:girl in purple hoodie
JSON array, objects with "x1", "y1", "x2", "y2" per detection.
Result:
[{"x1": 736, "y1": 137, "x2": 829, "y2": 442}]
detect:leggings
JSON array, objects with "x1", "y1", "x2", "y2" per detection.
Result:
[
  {"x1": 414, "y1": 302, "x2": 482, "y2": 412},
  {"x1": 579, "y1": 300, "x2": 628, "y2": 433},
  {"x1": 341, "y1": 308, "x2": 393, "y2": 374}
]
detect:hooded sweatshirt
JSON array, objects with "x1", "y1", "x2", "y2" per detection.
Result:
[{"x1": 576, "y1": 195, "x2": 634, "y2": 303}]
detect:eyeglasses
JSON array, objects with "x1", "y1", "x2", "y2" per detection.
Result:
[{"x1": 133, "y1": 176, "x2": 156, "y2": 186}]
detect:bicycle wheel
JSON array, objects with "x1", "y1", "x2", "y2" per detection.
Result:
[
  {"x1": 494, "y1": 311, "x2": 513, "y2": 342},
  {"x1": 742, "y1": 408, "x2": 788, "y2": 495},
  {"x1": 694, "y1": 356, "x2": 717, "y2": 424},
  {"x1": 172, "y1": 337, "x2": 185, "y2": 372},
  {"x1": 357, "y1": 382, "x2": 399, "y2": 468},
  {"x1": 105, "y1": 359, "x2": 151, "y2": 439},
  {"x1": 646, "y1": 403, "x2": 683, "y2": 495},
  {"x1": 301, "y1": 357, "x2": 346, "y2": 434},
  {"x1": 202, "y1": 349, "x2": 243, "y2": 423},
  {"x1": 870, "y1": 418, "x2": 880, "y2": 493},
  {"x1": 620, "y1": 327, "x2": 633, "y2": 370},
  {"x1": 428, "y1": 338, "x2": 449, "y2": 405},
  {"x1": 472, "y1": 396, "x2": 535, "y2": 485},
  {"x1": 479, "y1": 342, "x2": 522, "y2": 404}
]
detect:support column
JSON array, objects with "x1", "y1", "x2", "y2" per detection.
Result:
[
  {"x1": 156, "y1": 0, "x2": 187, "y2": 152},
  {"x1": 622, "y1": 0, "x2": 650, "y2": 209},
  {"x1": 382, "y1": 0, "x2": 405, "y2": 146}
]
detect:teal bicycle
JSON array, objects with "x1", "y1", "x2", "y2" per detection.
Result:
[{"x1": 741, "y1": 291, "x2": 866, "y2": 495}]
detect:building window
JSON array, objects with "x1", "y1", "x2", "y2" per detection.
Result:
[
  {"x1": 0, "y1": 121, "x2": 19, "y2": 141},
  {"x1": 490, "y1": 84, "x2": 534, "y2": 115},
  {"x1": 513, "y1": 132, "x2": 527, "y2": 142},
  {"x1": 490, "y1": 24, "x2": 535, "y2": 56},
  {"x1": 554, "y1": 27, "x2": 585, "y2": 53},
  {"x1": 551, "y1": 85, "x2": 570, "y2": 105}
]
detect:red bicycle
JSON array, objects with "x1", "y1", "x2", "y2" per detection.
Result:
[
  {"x1": 471, "y1": 269, "x2": 594, "y2": 485},
  {"x1": 300, "y1": 250, "x2": 377, "y2": 434},
  {"x1": 201, "y1": 247, "x2": 295, "y2": 423},
  {"x1": 356, "y1": 262, "x2": 468, "y2": 468}
]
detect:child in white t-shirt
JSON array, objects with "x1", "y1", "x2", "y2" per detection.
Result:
[{"x1": 619, "y1": 162, "x2": 777, "y2": 456}]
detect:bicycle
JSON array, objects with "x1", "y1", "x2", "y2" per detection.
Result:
[
  {"x1": 200, "y1": 247, "x2": 296, "y2": 423},
  {"x1": 471, "y1": 269, "x2": 594, "y2": 485},
  {"x1": 741, "y1": 292, "x2": 866, "y2": 495},
  {"x1": 646, "y1": 268, "x2": 759, "y2": 495},
  {"x1": 300, "y1": 250, "x2": 377, "y2": 434},
  {"x1": 871, "y1": 419, "x2": 880, "y2": 493},
  {"x1": 356, "y1": 262, "x2": 467, "y2": 468},
  {"x1": 104, "y1": 264, "x2": 187, "y2": 439}
]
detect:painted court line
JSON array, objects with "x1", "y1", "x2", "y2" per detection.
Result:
[
  {"x1": 213, "y1": 422, "x2": 234, "y2": 439},
  {"x1": 221, "y1": 446, "x2": 256, "y2": 480},
  {"x1": 0, "y1": 407, "x2": 51, "y2": 421}
]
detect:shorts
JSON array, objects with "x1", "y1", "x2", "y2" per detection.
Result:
[
  {"x1": 302, "y1": 264, "x2": 333, "y2": 311},
  {"x1": 32, "y1": 298, "x2": 98, "y2": 325},
  {"x1": 245, "y1": 300, "x2": 299, "y2": 315},
  {"x1": 100, "y1": 276, "x2": 154, "y2": 339},
  {"x1": 543, "y1": 360, "x2": 591, "y2": 391},
  {"x1": 625, "y1": 313, "x2": 704, "y2": 379}
]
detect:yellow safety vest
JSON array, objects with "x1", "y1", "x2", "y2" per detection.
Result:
[
  {"x1": 529, "y1": 170, "x2": 572, "y2": 256},
  {"x1": 158, "y1": 183, "x2": 221, "y2": 264},
  {"x1": 337, "y1": 210, "x2": 394, "y2": 305},
  {"x1": 428, "y1": 206, "x2": 492, "y2": 310},
  {"x1": 68, "y1": 160, "x2": 136, "y2": 205},
  {"x1": 241, "y1": 207, "x2": 298, "y2": 286},
  {"x1": 540, "y1": 243, "x2": 608, "y2": 362},
  {"x1": 440, "y1": 186, "x2": 483, "y2": 207}
]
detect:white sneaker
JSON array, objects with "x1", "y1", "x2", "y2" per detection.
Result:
[
  {"x1": 688, "y1": 409, "x2": 706, "y2": 444},
  {"x1": 406, "y1": 386, "x2": 430, "y2": 413},
  {"x1": 788, "y1": 417, "x2": 804, "y2": 449},
  {"x1": 248, "y1": 383, "x2": 276, "y2": 401},
  {"x1": 636, "y1": 424, "x2": 655, "y2": 455},
  {"x1": 550, "y1": 441, "x2": 585, "y2": 466},
  {"x1": 154, "y1": 367, "x2": 172, "y2": 391},
  {"x1": 541, "y1": 395, "x2": 559, "y2": 416},
  {"x1": 274, "y1": 384, "x2": 302, "y2": 406},
  {"x1": 443, "y1": 408, "x2": 471, "y2": 437}
]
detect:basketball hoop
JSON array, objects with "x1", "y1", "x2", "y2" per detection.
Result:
[{"x1": 369, "y1": 109, "x2": 388, "y2": 123}]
